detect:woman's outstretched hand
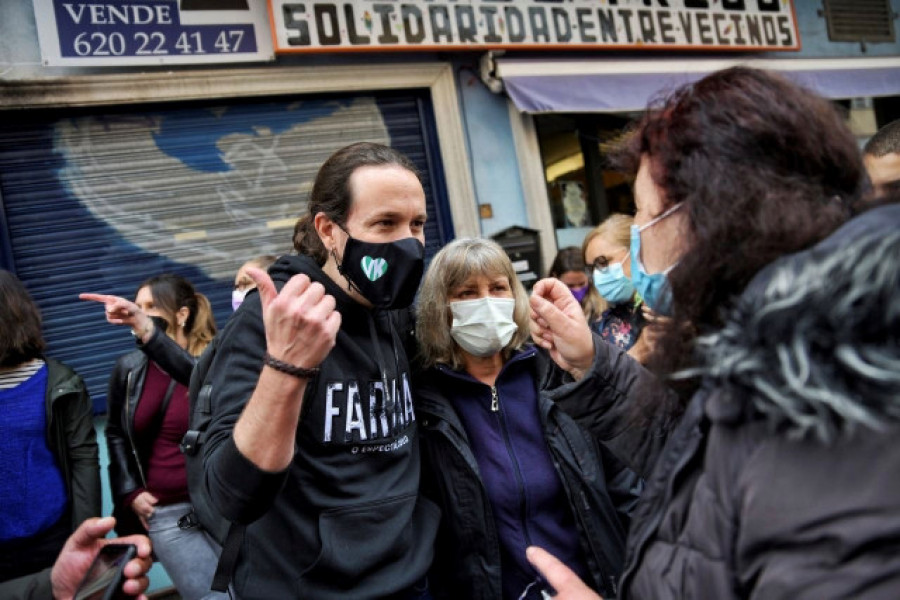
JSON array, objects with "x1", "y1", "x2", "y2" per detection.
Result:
[{"x1": 79, "y1": 293, "x2": 155, "y2": 341}]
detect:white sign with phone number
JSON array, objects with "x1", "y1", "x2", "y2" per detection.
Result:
[{"x1": 32, "y1": 0, "x2": 274, "y2": 66}]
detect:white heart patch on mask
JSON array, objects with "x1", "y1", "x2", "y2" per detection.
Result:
[{"x1": 361, "y1": 256, "x2": 388, "y2": 281}]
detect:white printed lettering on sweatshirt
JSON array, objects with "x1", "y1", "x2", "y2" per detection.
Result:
[{"x1": 322, "y1": 372, "x2": 415, "y2": 444}]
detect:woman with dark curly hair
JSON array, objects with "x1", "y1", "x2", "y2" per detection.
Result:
[{"x1": 526, "y1": 67, "x2": 900, "y2": 599}]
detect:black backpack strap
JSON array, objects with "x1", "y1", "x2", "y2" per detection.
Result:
[
  {"x1": 146, "y1": 377, "x2": 178, "y2": 449},
  {"x1": 210, "y1": 522, "x2": 246, "y2": 592},
  {"x1": 160, "y1": 377, "x2": 177, "y2": 417}
]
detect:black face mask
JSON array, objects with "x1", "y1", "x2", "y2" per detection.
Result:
[
  {"x1": 150, "y1": 315, "x2": 171, "y2": 334},
  {"x1": 335, "y1": 233, "x2": 425, "y2": 309}
]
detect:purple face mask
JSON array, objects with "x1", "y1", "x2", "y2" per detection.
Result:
[{"x1": 570, "y1": 285, "x2": 589, "y2": 303}]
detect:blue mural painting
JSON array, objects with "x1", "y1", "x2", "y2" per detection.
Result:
[{"x1": 0, "y1": 93, "x2": 449, "y2": 412}]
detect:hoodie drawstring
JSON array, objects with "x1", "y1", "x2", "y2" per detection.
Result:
[{"x1": 367, "y1": 313, "x2": 396, "y2": 417}]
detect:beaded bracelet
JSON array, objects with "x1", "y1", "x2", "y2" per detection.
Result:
[{"x1": 263, "y1": 352, "x2": 320, "y2": 380}]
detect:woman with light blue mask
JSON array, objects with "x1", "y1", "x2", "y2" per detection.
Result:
[
  {"x1": 628, "y1": 202, "x2": 684, "y2": 316},
  {"x1": 582, "y1": 214, "x2": 646, "y2": 354}
]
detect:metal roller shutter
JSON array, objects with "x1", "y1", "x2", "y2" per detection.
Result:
[{"x1": 0, "y1": 91, "x2": 454, "y2": 412}]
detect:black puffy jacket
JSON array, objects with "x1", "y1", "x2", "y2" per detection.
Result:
[
  {"x1": 556, "y1": 204, "x2": 900, "y2": 599},
  {"x1": 416, "y1": 348, "x2": 642, "y2": 600},
  {"x1": 45, "y1": 358, "x2": 101, "y2": 530}
]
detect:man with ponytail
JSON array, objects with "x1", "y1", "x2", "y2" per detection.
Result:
[{"x1": 189, "y1": 142, "x2": 438, "y2": 599}]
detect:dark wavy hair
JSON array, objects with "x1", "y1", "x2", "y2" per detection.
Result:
[
  {"x1": 293, "y1": 142, "x2": 421, "y2": 265},
  {"x1": 611, "y1": 67, "x2": 864, "y2": 401},
  {"x1": 547, "y1": 246, "x2": 586, "y2": 278},
  {"x1": 0, "y1": 270, "x2": 45, "y2": 367}
]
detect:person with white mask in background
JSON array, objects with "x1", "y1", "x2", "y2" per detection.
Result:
[
  {"x1": 231, "y1": 255, "x2": 277, "y2": 312},
  {"x1": 412, "y1": 238, "x2": 642, "y2": 600}
]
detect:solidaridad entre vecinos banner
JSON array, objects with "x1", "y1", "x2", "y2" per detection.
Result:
[{"x1": 269, "y1": 0, "x2": 800, "y2": 52}]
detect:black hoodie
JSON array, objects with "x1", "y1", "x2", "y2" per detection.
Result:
[{"x1": 198, "y1": 255, "x2": 439, "y2": 600}]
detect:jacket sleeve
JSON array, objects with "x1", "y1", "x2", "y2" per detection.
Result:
[
  {"x1": 60, "y1": 367, "x2": 101, "y2": 527},
  {"x1": 138, "y1": 326, "x2": 195, "y2": 386},
  {"x1": 732, "y1": 424, "x2": 900, "y2": 600},
  {"x1": 0, "y1": 569, "x2": 52, "y2": 600},
  {"x1": 597, "y1": 443, "x2": 644, "y2": 531},
  {"x1": 105, "y1": 357, "x2": 142, "y2": 504},
  {"x1": 199, "y1": 297, "x2": 291, "y2": 524},
  {"x1": 545, "y1": 335, "x2": 678, "y2": 478}
]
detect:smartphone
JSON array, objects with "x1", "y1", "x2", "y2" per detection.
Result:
[{"x1": 73, "y1": 543, "x2": 137, "y2": 600}]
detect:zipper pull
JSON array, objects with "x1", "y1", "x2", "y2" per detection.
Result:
[{"x1": 491, "y1": 386, "x2": 499, "y2": 412}]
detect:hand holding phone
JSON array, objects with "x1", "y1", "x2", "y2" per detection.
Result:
[{"x1": 73, "y1": 543, "x2": 138, "y2": 600}]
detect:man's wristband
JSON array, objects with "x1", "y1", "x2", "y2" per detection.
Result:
[{"x1": 263, "y1": 352, "x2": 320, "y2": 380}]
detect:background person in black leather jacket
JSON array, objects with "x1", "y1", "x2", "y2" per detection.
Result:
[
  {"x1": 414, "y1": 239, "x2": 641, "y2": 600},
  {"x1": 82, "y1": 274, "x2": 222, "y2": 600}
]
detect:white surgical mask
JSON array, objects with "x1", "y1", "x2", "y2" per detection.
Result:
[
  {"x1": 232, "y1": 289, "x2": 248, "y2": 312},
  {"x1": 449, "y1": 297, "x2": 517, "y2": 357}
]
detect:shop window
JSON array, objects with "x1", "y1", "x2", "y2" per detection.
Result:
[
  {"x1": 535, "y1": 113, "x2": 637, "y2": 250},
  {"x1": 833, "y1": 96, "x2": 900, "y2": 148},
  {"x1": 535, "y1": 93, "x2": 900, "y2": 256}
]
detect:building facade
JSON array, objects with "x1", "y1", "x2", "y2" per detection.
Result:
[{"x1": 1, "y1": 0, "x2": 898, "y2": 410}]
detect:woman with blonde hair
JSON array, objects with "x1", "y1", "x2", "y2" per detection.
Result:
[
  {"x1": 414, "y1": 237, "x2": 640, "y2": 600},
  {"x1": 81, "y1": 274, "x2": 223, "y2": 599},
  {"x1": 581, "y1": 214, "x2": 645, "y2": 351}
]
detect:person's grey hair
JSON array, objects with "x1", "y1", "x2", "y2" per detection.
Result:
[{"x1": 416, "y1": 238, "x2": 531, "y2": 370}]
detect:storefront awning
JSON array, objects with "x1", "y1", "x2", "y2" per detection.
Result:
[{"x1": 496, "y1": 56, "x2": 900, "y2": 113}]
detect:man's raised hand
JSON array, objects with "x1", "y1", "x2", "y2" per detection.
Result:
[{"x1": 246, "y1": 267, "x2": 340, "y2": 376}]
